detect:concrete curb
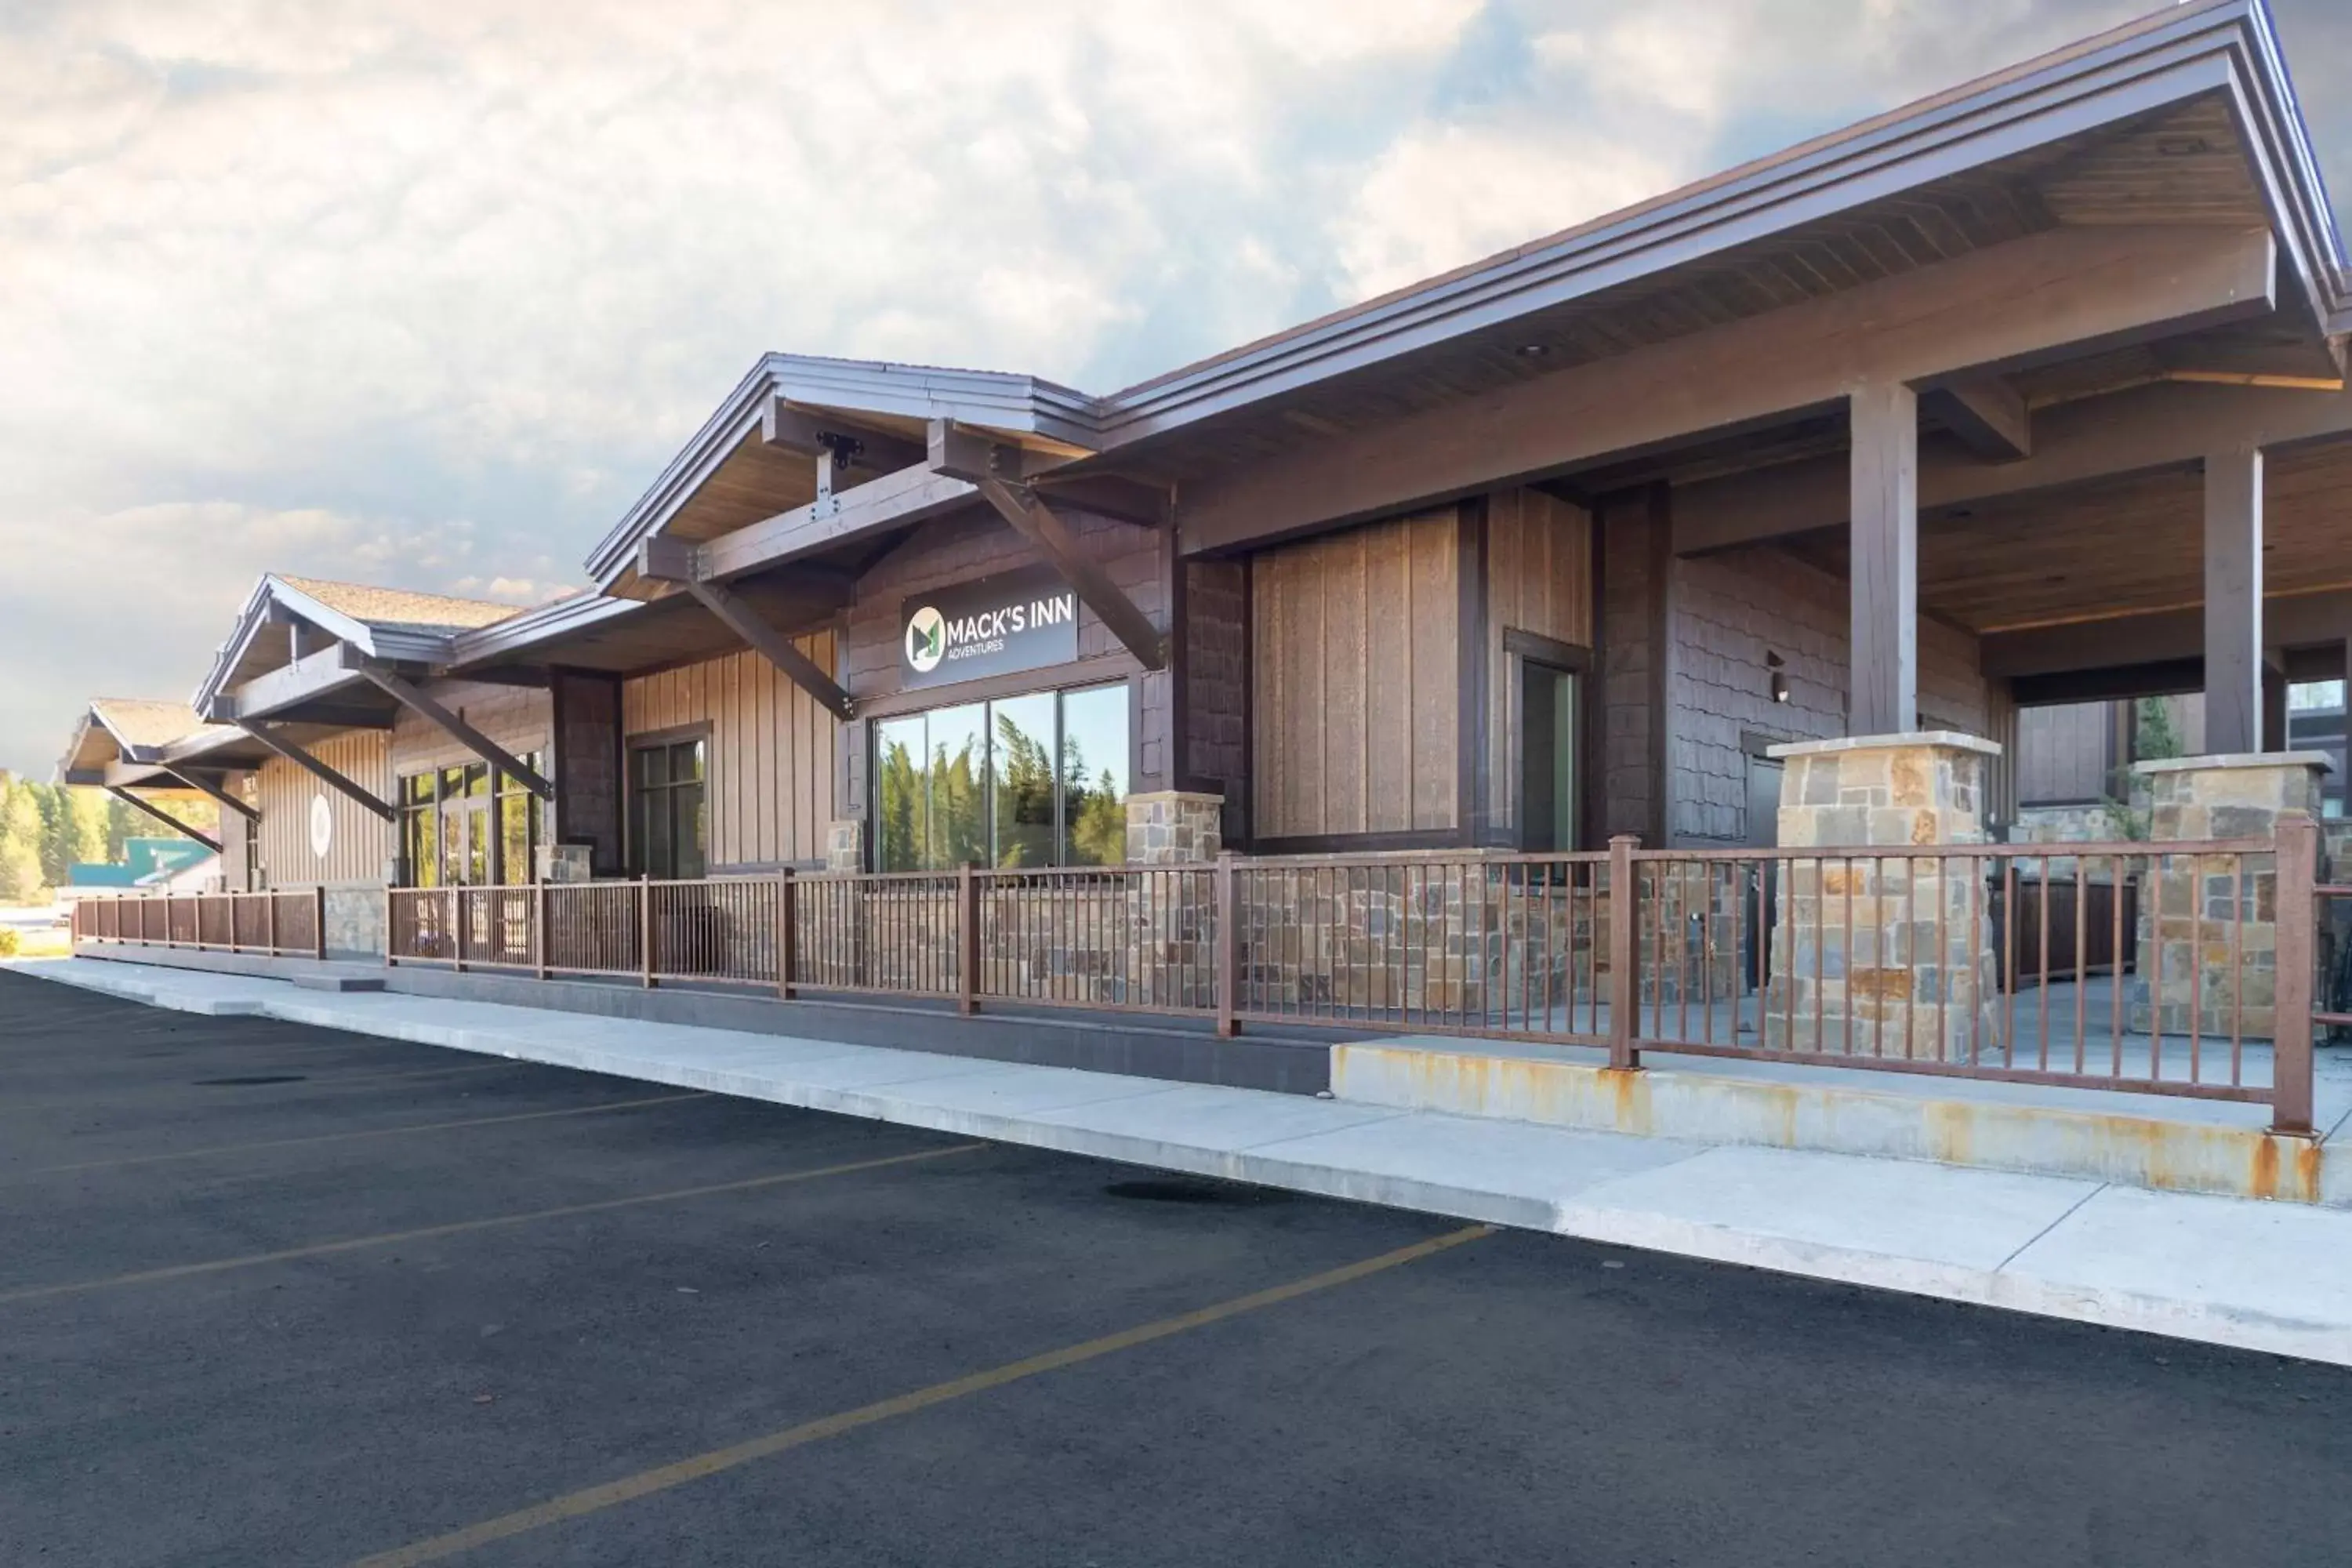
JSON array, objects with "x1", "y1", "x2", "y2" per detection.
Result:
[
  {"x1": 1333, "y1": 1038, "x2": 2339, "y2": 1207},
  {"x1": 1550, "y1": 1201, "x2": 2352, "y2": 1367}
]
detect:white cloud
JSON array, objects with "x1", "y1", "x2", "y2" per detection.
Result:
[{"x1": 0, "y1": 0, "x2": 2343, "y2": 774}]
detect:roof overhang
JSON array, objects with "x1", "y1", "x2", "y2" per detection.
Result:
[
  {"x1": 193, "y1": 575, "x2": 478, "y2": 721},
  {"x1": 1089, "y1": 0, "x2": 2347, "y2": 452},
  {"x1": 582, "y1": 355, "x2": 1102, "y2": 591}
]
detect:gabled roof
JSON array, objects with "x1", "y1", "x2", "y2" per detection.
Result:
[
  {"x1": 580, "y1": 354, "x2": 1102, "y2": 587},
  {"x1": 192, "y1": 574, "x2": 525, "y2": 720},
  {"x1": 56, "y1": 698, "x2": 226, "y2": 788},
  {"x1": 87, "y1": 699, "x2": 202, "y2": 755},
  {"x1": 275, "y1": 577, "x2": 523, "y2": 637}
]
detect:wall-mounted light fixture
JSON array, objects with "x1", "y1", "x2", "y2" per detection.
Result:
[{"x1": 1766, "y1": 650, "x2": 1790, "y2": 704}]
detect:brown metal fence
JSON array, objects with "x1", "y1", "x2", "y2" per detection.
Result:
[
  {"x1": 71, "y1": 889, "x2": 326, "y2": 959},
  {"x1": 77, "y1": 822, "x2": 2330, "y2": 1134},
  {"x1": 1621, "y1": 836, "x2": 2296, "y2": 1115}
]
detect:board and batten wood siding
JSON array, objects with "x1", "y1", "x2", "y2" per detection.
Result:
[
  {"x1": 1484, "y1": 487, "x2": 1594, "y2": 840},
  {"x1": 1251, "y1": 506, "x2": 1461, "y2": 841},
  {"x1": 621, "y1": 631, "x2": 838, "y2": 870},
  {"x1": 2016, "y1": 700, "x2": 2122, "y2": 805},
  {"x1": 255, "y1": 731, "x2": 393, "y2": 887}
]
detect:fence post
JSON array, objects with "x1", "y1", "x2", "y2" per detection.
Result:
[
  {"x1": 267, "y1": 889, "x2": 279, "y2": 956},
  {"x1": 452, "y1": 886, "x2": 466, "y2": 974},
  {"x1": 2272, "y1": 816, "x2": 2319, "y2": 1137},
  {"x1": 535, "y1": 880, "x2": 550, "y2": 981},
  {"x1": 957, "y1": 862, "x2": 980, "y2": 1014},
  {"x1": 1214, "y1": 851, "x2": 1240, "y2": 1036},
  {"x1": 1608, "y1": 835, "x2": 1642, "y2": 1072},
  {"x1": 777, "y1": 869, "x2": 797, "y2": 1000},
  {"x1": 314, "y1": 884, "x2": 327, "y2": 962},
  {"x1": 639, "y1": 875, "x2": 655, "y2": 989}
]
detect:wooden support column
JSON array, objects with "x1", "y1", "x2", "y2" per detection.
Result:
[
  {"x1": 236, "y1": 721, "x2": 397, "y2": 822},
  {"x1": 2204, "y1": 445, "x2": 2265, "y2": 754},
  {"x1": 104, "y1": 787, "x2": 223, "y2": 854},
  {"x1": 358, "y1": 666, "x2": 555, "y2": 799},
  {"x1": 1848, "y1": 380, "x2": 1918, "y2": 735}
]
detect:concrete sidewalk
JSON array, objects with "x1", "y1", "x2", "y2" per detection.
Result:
[{"x1": 13, "y1": 954, "x2": 2352, "y2": 1368}]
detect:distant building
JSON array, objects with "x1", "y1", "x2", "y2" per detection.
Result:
[{"x1": 67, "y1": 837, "x2": 220, "y2": 896}]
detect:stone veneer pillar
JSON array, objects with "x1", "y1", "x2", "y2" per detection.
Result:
[
  {"x1": 825, "y1": 818, "x2": 864, "y2": 873},
  {"x1": 1762, "y1": 732, "x2": 2003, "y2": 1062},
  {"x1": 1124, "y1": 791, "x2": 1224, "y2": 866},
  {"x1": 2129, "y1": 752, "x2": 2331, "y2": 1040}
]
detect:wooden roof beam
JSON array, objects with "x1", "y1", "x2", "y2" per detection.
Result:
[
  {"x1": 104, "y1": 786, "x2": 223, "y2": 854},
  {"x1": 637, "y1": 541, "x2": 854, "y2": 719},
  {"x1": 234, "y1": 721, "x2": 397, "y2": 822},
  {"x1": 931, "y1": 419, "x2": 1167, "y2": 670},
  {"x1": 161, "y1": 768, "x2": 260, "y2": 823},
  {"x1": 1180, "y1": 223, "x2": 2275, "y2": 554},
  {"x1": 1677, "y1": 377, "x2": 2352, "y2": 556},
  {"x1": 760, "y1": 397, "x2": 926, "y2": 474},
  {"x1": 357, "y1": 666, "x2": 555, "y2": 800},
  {"x1": 1924, "y1": 376, "x2": 2031, "y2": 461}
]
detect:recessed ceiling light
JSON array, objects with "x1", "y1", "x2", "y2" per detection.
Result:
[{"x1": 1516, "y1": 343, "x2": 1550, "y2": 359}]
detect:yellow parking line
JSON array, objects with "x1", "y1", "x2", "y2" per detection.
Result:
[
  {"x1": 14, "y1": 1091, "x2": 710, "y2": 1177},
  {"x1": 0, "y1": 1142, "x2": 984, "y2": 1307},
  {"x1": 350, "y1": 1222, "x2": 1496, "y2": 1568}
]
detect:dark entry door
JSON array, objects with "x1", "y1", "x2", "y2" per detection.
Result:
[
  {"x1": 1743, "y1": 753, "x2": 1783, "y2": 995},
  {"x1": 1519, "y1": 662, "x2": 1581, "y2": 851}
]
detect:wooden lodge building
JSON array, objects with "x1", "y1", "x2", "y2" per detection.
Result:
[{"x1": 63, "y1": 0, "x2": 2352, "y2": 978}]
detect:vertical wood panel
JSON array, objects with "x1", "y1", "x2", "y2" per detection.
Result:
[
  {"x1": 255, "y1": 730, "x2": 391, "y2": 887},
  {"x1": 619, "y1": 630, "x2": 839, "y2": 867},
  {"x1": 1252, "y1": 508, "x2": 1462, "y2": 840},
  {"x1": 1485, "y1": 486, "x2": 1594, "y2": 837},
  {"x1": 1364, "y1": 524, "x2": 1411, "y2": 833},
  {"x1": 1410, "y1": 514, "x2": 1459, "y2": 831}
]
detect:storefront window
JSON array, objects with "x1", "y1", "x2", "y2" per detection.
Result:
[
  {"x1": 397, "y1": 750, "x2": 546, "y2": 887},
  {"x1": 1058, "y1": 684, "x2": 1129, "y2": 866},
  {"x1": 875, "y1": 684, "x2": 1128, "y2": 871}
]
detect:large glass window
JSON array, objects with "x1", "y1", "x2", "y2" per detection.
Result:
[
  {"x1": 396, "y1": 750, "x2": 545, "y2": 886},
  {"x1": 876, "y1": 684, "x2": 1128, "y2": 871},
  {"x1": 630, "y1": 737, "x2": 707, "y2": 880}
]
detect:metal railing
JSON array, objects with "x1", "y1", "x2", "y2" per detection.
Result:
[
  {"x1": 89, "y1": 822, "x2": 2331, "y2": 1134},
  {"x1": 72, "y1": 888, "x2": 325, "y2": 960},
  {"x1": 1619, "y1": 833, "x2": 2302, "y2": 1122}
]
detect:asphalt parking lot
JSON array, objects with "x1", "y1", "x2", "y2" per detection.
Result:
[{"x1": 5, "y1": 967, "x2": 2351, "y2": 1568}]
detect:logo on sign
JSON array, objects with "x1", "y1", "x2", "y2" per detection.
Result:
[
  {"x1": 898, "y1": 566, "x2": 1080, "y2": 689},
  {"x1": 906, "y1": 604, "x2": 947, "y2": 673},
  {"x1": 308, "y1": 794, "x2": 334, "y2": 859}
]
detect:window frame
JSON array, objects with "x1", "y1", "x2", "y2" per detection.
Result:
[
  {"x1": 625, "y1": 725, "x2": 712, "y2": 880},
  {"x1": 869, "y1": 681, "x2": 1130, "y2": 873}
]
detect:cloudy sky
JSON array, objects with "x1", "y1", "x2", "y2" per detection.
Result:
[{"x1": 4, "y1": 0, "x2": 2348, "y2": 775}]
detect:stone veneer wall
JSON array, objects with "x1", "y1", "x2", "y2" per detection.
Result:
[
  {"x1": 322, "y1": 882, "x2": 386, "y2": 961},
  {"x1": 2128, "y1": 753, "x2": 2328, "y2": 1040},
  {"x1": 1764, "y1": 735, "x2": 2003, "y2": 1062}
]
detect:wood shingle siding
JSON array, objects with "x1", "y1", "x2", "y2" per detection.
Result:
[
  {"x1": 621, "y1": 632, "x2": 838, "y2": 870},
  {"x1": 1251, "y1": 506, "x2": 1461, "y2": 841}
]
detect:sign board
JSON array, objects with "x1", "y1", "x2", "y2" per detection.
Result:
[
  {"x1": 900, "y1": 565, "x2": 1079, "y2": 690},
  {"x1": 308, "y1": 793, "x2": 334, "y2": 859}
]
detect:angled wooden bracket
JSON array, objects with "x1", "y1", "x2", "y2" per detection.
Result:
[
  {"x1": 105, "y1": 786, "x2": 223, "y2": 854},
  {"x1": 1923, "y1": 375, "x2": 2031, "y2": 462},
  {"x1": 976, "y1": 477, "x2": 1167, "y2": 671},
  {"x1": 236, "y1": 721, "x2": 397, "y2": 822},
  {"x1": 163, "y1": 768, "x2": 260, "y2": 823},
  {"x1": 358, "y1": 666, "x2": 555, "y2": 800},
  {"x1": 686, "y1": 579, "x2": 855, "y2": 720}
]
